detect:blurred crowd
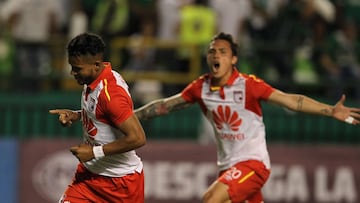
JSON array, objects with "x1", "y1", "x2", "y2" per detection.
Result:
[{"x1": 0, "y1": 0, "x2": 359, "y2": 102}]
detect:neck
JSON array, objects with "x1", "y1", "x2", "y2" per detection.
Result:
[{"x1": 212, "y1": 68, "x2": 234, "y2": 87}]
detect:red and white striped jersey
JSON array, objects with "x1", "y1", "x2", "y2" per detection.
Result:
[
  {"x1": 182, "y1": 68, "x2": 275, "y2": 170},
  {"x1": 80, "y1": 62, "x2": 143, "y2": 177}
]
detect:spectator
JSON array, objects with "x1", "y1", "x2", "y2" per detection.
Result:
[
  {"x1": 0, "y1": 20, "x2": 14, "y2": 91},
  {"x1": 208, "y1": 0, "x2": 252, "y2": 43},
  {"x1": 177, "y1": 0, "x2": 217, "y2": 70},
  {"x1": 126, "y1": 19, "x2": 163, "y2": 105},
  {"x1": 155, "y1": 0, "x2": 191, "y2": 97},
  {"x1": 80, "y1": 0, "x2": 100, "y2": 24},
  {"x1": 62, "y1": 0, "x2": 89, "y2": 78},
  {"x1": 156, "y1": 0, "x2": 188, "y2": 42},
  {"x1": 91, "y1": 0, "x2": 130, "y2": 38},
  {"x1": 91, "y1": 0, "x2": 134, "y2": 61},
  {"x1": 303, "y1": 14, "x2": 332, "y2": 89},
  {"x1": 68, "y1": 0, "x2": 88, "y2": 39},
  {"x1": 245, "y1": 0, "x2": 293, "y2": 88},
  {"x1": 0, "y1": 0, "x2": 60, "y2": 92},
  {"x1": 319, "y1": 18, "x2": 360, "y2": 101},
  {"x1": 333, "y1": 0, "x2": 360, "y2": 25},
  {"x1": 247, "y1": 0, "x2": 335, "y2": 92}
]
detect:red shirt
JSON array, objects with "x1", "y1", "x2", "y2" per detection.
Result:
[
  {"x1": 181, "y1": 68, "x2": 275, "y2": 170},
  {"x1": 80, "y1": 62, "x2": 143, "y2": 177}
]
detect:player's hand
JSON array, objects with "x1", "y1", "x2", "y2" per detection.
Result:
[
  {"x1": 49, "y1": 109, "x2": 80, "y2": 127},
  {"x1": 333, "y1": 94, "x2": 360, "y2": 125},
  {"x1": 70, "y1": 143, "x2": 94, "y2": 162}
]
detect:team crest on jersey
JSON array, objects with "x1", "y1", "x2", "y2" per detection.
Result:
[
  {"x1": 233, "y1": 91, "x2": 243, "y2": 103},
  {"x1": 89, "y1": 97, "x2": 96, "y2": 112}
]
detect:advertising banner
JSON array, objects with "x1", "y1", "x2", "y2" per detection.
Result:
[
  {"x1": 0, "y1": 139, "x2": 19, "y2": 203},
  {"x1": 19, "y1": 139, "x2": 79, "y2": 203},
  {"x1": 19, "y1": 140, "x2": 360, "y2": 203}
]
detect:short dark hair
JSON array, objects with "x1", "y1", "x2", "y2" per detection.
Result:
[
  {"x1": 210, "y1": 32, "x2": 238, "y2": 56},
  {"x1": 67, "y1": 33, "x2": 106, "y2": 57}
]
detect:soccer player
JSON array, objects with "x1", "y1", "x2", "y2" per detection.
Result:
[
  {"x1": 50, "y1": 33, "x2": 146, "y2": 203},
  {"x1": 134, "y1": 32, "x2": 360, "y2": 203}
]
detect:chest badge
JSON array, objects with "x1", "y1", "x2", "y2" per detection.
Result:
[
  {"x1": 234, "y1": 91, "x2": 243, "y2": 104},
  {"x1": 88, "y1": 97, "x2": 96, "y2": 112}
]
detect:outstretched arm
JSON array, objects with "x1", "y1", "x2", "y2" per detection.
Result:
[
  {"x1": 135, "y1": 93, "x2": 192, "y2": 120},
  {"x1": 49, "y1": 109, "x2": 81, "y2": 127},
  {"x1": 267, "y1": 90, "x2": 360, "y2": 125}
]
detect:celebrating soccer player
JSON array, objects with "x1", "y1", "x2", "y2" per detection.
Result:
[
  {"x1": 50, "y1": 33, "x2": 146, "y2": 203},
  {"x1": 134, "y1": 32, "x2": 360, "y2": 203}
]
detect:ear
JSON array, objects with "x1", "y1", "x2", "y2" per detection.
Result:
[
  {"x1": 94, "y1": 61, "x2": 101, "y2": 71},
  {"x1": 232, "y1": 55, "x2": 238, "y2": 65}
]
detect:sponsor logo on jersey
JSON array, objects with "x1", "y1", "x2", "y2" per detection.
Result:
[
  {"x1": 212, "y1": 105, "x2": 244, "y2": 140},
  {"x1": 212, "y1": 105, "x2": 242, "y2": 131}
]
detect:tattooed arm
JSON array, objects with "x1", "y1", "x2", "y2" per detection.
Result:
[
  {"x1": 267, "y1": 90, "x2": 360, "y2": 125},
  {"x1": 134, "y1": 93, "x2": 192, "y2": 120}
]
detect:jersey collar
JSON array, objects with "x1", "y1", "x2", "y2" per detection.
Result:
[
  {"x1": 210, "y1": 68, "x2": 239, "y2": 91},
  {"x1": 87, "y1": 62, "x2": 112, "y2": 91}
]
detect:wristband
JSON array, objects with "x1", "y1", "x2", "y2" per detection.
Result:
[
  {"x1": 93, "y1": 146, "x2": 105, "y2": 159},
  {"x1": 345, "y1": 116, "x2": 354, "y2": 124}
]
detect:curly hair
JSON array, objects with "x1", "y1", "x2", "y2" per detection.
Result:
[{"x1": 67, "y1": 33, "x2": 106, "y2": 57}]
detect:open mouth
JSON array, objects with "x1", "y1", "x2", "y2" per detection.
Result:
[{"x1": 213, "y1": 62, "x2": 220, "y2": 69}]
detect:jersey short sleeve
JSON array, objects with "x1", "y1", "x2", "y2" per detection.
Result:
[
  {"x1": 245, "y1": 74, "x2": 274, "y2": 100},
  {"x1": 98, "y1": 85, "x2": 133, "y2": 126},
  {"x1": 181, "y1": 76, "x2": 204, "y2": 103}
]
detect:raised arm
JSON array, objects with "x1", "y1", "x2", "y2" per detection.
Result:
[
  {"x1": 267, "y1": 90, "x2": 360, "y2": 125},
  {"x1": 135, "y1": 93, "x2": 192, "y2": 120}
]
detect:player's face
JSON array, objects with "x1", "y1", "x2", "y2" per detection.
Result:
[
  {"x1": 207, "y1": 39, "x2": 237, "y2": 85},
  {"x1": 68, "y1": 55, "x2": 99, "y2": 85}
]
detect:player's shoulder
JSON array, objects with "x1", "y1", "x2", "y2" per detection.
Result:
[
  {"x1": 198, "y1": 73, "x2": 215, "y2": 84},
  {"x1": 198, "y1": 73, "x2": 210, "y2": 80},
  {"x1": 239, "y1": 72, "x2": 265, "y2": 83},
  {"x1": 99, "y1": 79, "x2": 130, "y2": 102},
  {"x1": 188, "y1": 73, "x2": 209, "y2": 85}
]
